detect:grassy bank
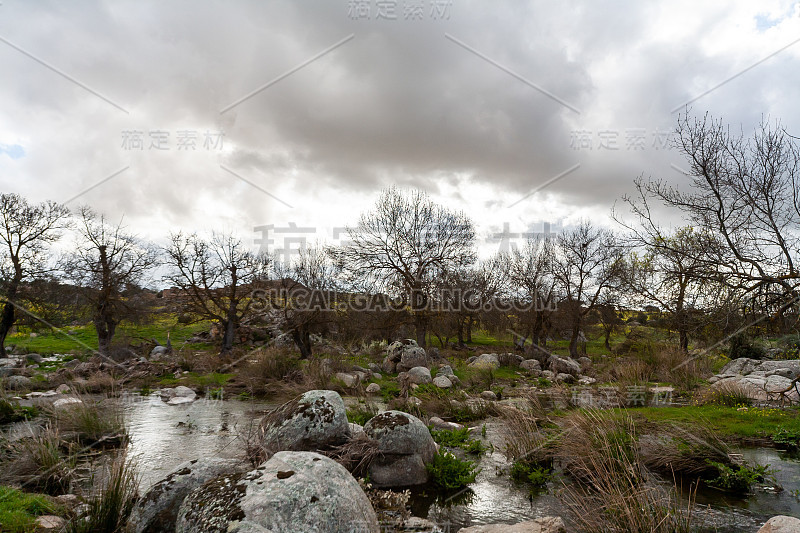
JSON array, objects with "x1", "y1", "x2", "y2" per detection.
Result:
[{"x1": 623, "y1": 405, "x2": 800, "y2": 444}]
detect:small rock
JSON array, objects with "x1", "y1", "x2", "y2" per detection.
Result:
[
  {"x1": 520, "y1": 359, "x2": 541, "y2": 373},
  {"x1": 577, "y1": 376, "x2": 596, "y2": 385},
  {"x1": 26, "y1": 353, "x2": 43, "y2": 364},
  {"x1": 457, "y1": 516, "x2": 566, "y2": 533},
  {"x1": 368, "y1": 363, "x2": 381, "y2": 373},
  {"x1": 403, "y1": 516, "x2": 442, "y2": 531},
  {"x1": 436, "y1": 365, "x2": 455, "y2": 377},
  {"x1": 5, "y1": 375, "x2": 31, "y2": 390},
  {"x1": 54, "y1": 494, "x2": 80, "y2": 507},
  {"x1": 555, "y1": 373, "x2": 575, "y2": 384},
  {"x1": 757, "y1": 515, "x2": 800, "y2": 533},
  {"x1": 433, "y1": 375, "x2": 452, "y2": 389},
  {"x1": 56, "y1": 384, "x2": 71, "y2": 394},
  {"x1": 541, "y1": 370, "x2": 555, "y2": 380},
  {"x1": 480, "y1": 390, "x2": 497, "y2": 401},
  {"x1": 469, "y1": 353, "x2": 500, "y2": 370},
  {"x1": 428, "y1": 416, "x2": 465, "y2": 431},
  {"x1": 53, "y1": 397, "x2": 83, "y2": 409},
  {"x1": 407, "y1": 366, "x2": 432, "y2": 385},
  {"x1": 164, "y1": 386, "x2": 197, "y2": 405},
  {"x1": 150, "y1": 345, "x2": 170, "y2": 360},
  {"x1": 372, "y1": 372, "x2": 382, "y2": 380},
  {"x1": 349, "y1": 422, "x2": 366, "y2": 439},
  {"x1": 35, "y1": 515, "x2": 65, "y2": 530},
  {"x1": 335, "y1": 372, "x2": 360, "y2": 388},
  {"x1": 366, "y1": 383, "x2": 381, "y2": 394}
]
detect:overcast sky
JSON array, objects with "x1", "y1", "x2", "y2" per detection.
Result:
[{"x1": 1, "y1": 0, "x2": 799, "y2": 261}]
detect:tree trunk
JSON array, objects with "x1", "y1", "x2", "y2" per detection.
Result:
[
  {"x1": 292, "y1": 328, "x2": 312, "y2": 359},
  {"x1": 456, "y1": 319, "x2": 465, "y2": 346},
  {"x1": 568, "y1": 321, "x2": 581, "y2": 358},
  {"x1": 0, "y1": 299, "x2": 15, "y2": 358},
  {"x1": 413, "y1": 312, "x2": 427, "y2": 348},
  {"x1": 679, "y1": 328, "x2": 689, "y2": 353},
  {"x1": 221, "y1": 297, "x2": 239, "y2": 354},
  {"x1": 0, "y1": 270, "x2": 21, "y2": 358},
  {"x1": 604, "y1": 328, "x2": 612, "y2": 351},
  {"x1": 466, "y1": 316, "x2": 473, "y2": 343}
]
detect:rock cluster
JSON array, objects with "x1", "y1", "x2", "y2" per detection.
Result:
[
  {"x1": 709, "y1": 358, "x2": 800, "y2": 402},
  {"x1": 363, "y1": 410, "x2": 437, "y2": 487}
]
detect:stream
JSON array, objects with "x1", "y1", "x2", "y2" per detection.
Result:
[{"x1": 122, "y1": 396, "x2": 800, "y2": 531}]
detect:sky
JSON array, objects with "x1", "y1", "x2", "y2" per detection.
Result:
[{"x1": 1, "y1": 0, "x2": 799, "y2": 264}]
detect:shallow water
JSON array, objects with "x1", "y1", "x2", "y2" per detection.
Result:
[
  {"x1": 122, "y1": 397, "x2": 800, "y2": 530},
  {"x1": 122, "y1": 393, "x2": 275, "y2": 490}
]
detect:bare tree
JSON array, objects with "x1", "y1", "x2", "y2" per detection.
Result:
[
  {"x1": 262, "y1": 247, "x2": 341, "y2": 358},
  {"x1": 332, "y1": 187, "x2": 476, "y2": 347},
  {"x1": 164, "y1": 232, "x2": 269, "y2": 354},
  {"x1": 615, "y1": 209, "x2": 720, "y2": 351},
  {"x1": 551, "y1": 221, "x2": 624, "y2": 358},
  {"x1": 0, "y1": 194, "x2": 70, "y2": 357},
  {"x1": 505, "y1": 238, "x2": 557, "y2": 352},
  {"x1": 64, "y1": 207, "x2": 158, "y2": 356},
  {"x1": 641, "y1": 113, "x2": 800, "y2": 324}
]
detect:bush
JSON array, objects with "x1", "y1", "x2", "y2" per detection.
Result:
[
  {"x1": 559, "y1": 410, "x2": 696, "y2": 533},
  {"x1": 430, "y1": 427, "x2": 485, "y2": 455},
  {"x1": 772, "y1": 426, "x2": 800, "y2": 452},
  {"x1": 705, "y1": 461, "x2": 774, "y2": 494},
  {"x1": 510, "y1": 460, "x2": 552, "y2": 492},
  {"x1": 729, "y1": 334, "x2": 764, "y2": 360},
  {"x1": 425, "y1": 449, "x2": 479, "y2": 490},
  {"x1": 430, "y1": 427, "x2": 471, "y2": 447},
  {"x1": 0, "y1": 399, "x2": 37, "y2": 424}
]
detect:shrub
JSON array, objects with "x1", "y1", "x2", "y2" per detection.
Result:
[
  {"x1": 729, "y1": 334, "x2": 764, "y2": 360},
  {"x1": 705, "y1": 461, "x2": 774, "y2": 494},
  {"x1": 0, "y1": 399, "x2": 37, "y2": 424},
  {"x1": 640, "y1": 423, "x2": 733, "y2": 479},
  {"x1": 510, "y1": 459, "x2": 553, "y2": 492},
  {"x1": 772, "y1": 426, "x2": 800, "y2": 452},
  {"x1": 425, "y1": 449, "x2": 479, "y2": 490},
  {"x1": 500, "y1": 398, "x2": 555, "y2": 464},
  {"x1": 430, "y1": 427, "x2": 485, "y2": 455},
  {"x1": 430, "y1": 427, "x2": 470, "y2": 447}
]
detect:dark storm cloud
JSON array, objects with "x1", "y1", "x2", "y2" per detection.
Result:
[{"x1": 0, "y1": 0, "x2": 798, "y2": 240}]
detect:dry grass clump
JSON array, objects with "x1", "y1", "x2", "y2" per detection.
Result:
[
  {"x1": 612, "y1": 359, "x2": 652, "y2": 386},
  {"x1": 0, "y1": 425, "x2": 77, "y2": 495},
  {"x1": 51, "y1": 399, "x2": 126, "y2": 446},
  {"x1": 639, "y1": 423, "x2": 732, "y2": 479},
  {"x1": 694, "y1": 380, "x2": 753, "y2": 407},
  {"x1": 323, "y1": 434, "x2": 382, "y2": 477},
  {"x1": 500, "y1": 393, "x2": 556, "y2": 463},
  {"x1": 558, "y1": 410, "x2": 695, "y2": 533},
  {"x1": 66, "y1": 454, "x2": 139, "y2": 533},
  {"x1": 651, "y1": 349, "x2": 713, "y2": 391}
]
